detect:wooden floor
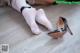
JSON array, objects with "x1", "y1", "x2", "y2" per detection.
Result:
[{"x1": 0, "y1": 5, "x2": 80, "y2": 53}]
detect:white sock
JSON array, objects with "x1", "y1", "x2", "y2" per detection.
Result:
[
  {"x1": 36, "y1": 9, "x2": 53, "y2": 31},
  {"x1": 11, "y1": 0, "x2": 41, "y2": 34}
]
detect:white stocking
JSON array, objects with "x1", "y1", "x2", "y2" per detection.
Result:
[
  {"x1": 11, "y1": 0, "x2": 41, "y2": 34},
  {"x1": 36, "y1": 9, "x2": 53, "y2": 31}
]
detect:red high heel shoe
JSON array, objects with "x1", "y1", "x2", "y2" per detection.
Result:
[{"x1": 48, "y1": 17, "x2": 73, "y2": 39}]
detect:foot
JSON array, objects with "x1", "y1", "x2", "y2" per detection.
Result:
[
  {"x1": 36, "y1": 9, "x2": 53, "y2": 31},
  {"x1": 22, "y1": 8, "x2": 41, "y2": 34}
]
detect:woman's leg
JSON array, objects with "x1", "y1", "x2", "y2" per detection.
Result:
[
  {"x1": 11, "y1": 0, "x2": 53, "y2": 34},
  {"x1": 11, "y1": 0, "x2": 41, "y2": 34},
  {"x1": 36, "y1": 9, "x2": 53, "y2": 31}
]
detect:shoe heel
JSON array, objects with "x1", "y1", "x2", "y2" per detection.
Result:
[
  {"x1": 59, "y1": 17, "x2": 73, "y2": 35},
  {"x1": 66, "y1": 24, "x2": 73, "y2": 35}
]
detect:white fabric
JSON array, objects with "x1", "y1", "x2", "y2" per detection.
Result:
[
  {"x1": 11, "y1": 0, "x2": 53, "y2": 34},
  {"x1": 36, "y1": 9, "x2": 53, "y2": 31}
]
